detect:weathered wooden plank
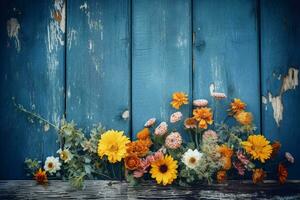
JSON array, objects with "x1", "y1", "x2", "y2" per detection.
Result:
[
  {"x1": 0, "y1": 0, "x2": 65, "y2": 178},
  {"x1": 0, "y1": 180, "x2": 300, "y2": 199},
  {"x1": 132, "y1": 0, "x2": 192, "y2": 138},
  {"x1": 193, "y1": 0, "x2": 260, "y2": 127},
  {"x1": 260, "y1": 0, "x2": 300, "y2": 179},
  {"x1": 66, "y1": 0, "x2": 130, "y2": 135}
]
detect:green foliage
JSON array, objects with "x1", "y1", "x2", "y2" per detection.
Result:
[{"x1": 24, "y1": 158, "x2": 41, "y2": 176}]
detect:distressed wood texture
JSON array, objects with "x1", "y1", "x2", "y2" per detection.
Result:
[
  {"x1": 193, "y1": 0, "x2": 260, "y2": 127},
  {"x1": 1, "y1": 180, "x2": 300, "y2": 199},
  {"x1": 66, "y1": 0, "x2": 130, "y2": 134},
  {"x1": 260, "y1": 0, "x2": 300, "y2": 179},
  {"x1": 132, "y1": 0, "x2": 192, "y2": 138},
  {"x1": 0, "y1": 0, "x2": 65, "y2": 179}
]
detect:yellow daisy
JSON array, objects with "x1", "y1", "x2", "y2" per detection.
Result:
[
  {"x1": 170, "y1": 92, "x2": 188, "y2": 109},
  {"x1": 150, "y1": 155, "x2": 178, "y2": 185},
  {"x1": 235, "y1": 111, "x2": 253, "y2": 125},
  {"x1": 97, "y1": 130, "x2": 130, "y2": 163},
  {"x1": 241, "y1": 135, "x2": 273, "y2": 163}
]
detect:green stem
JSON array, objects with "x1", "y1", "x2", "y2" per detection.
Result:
[
  {"x1": 93, "y1": 171, "x2": 113, "y2": 180},
  {"x1": 195, "y1": 127, "x2": 199, "y2": 149},
  {"x1": 13, "y1": 98, "x2": 59, "y2": 131}
]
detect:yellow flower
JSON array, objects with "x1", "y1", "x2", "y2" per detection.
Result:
[
  {"x1": 241, "y1": 135, "x2": 273, "y2": 163},
  {"x1": 98, "y1": 130, "x2": 130, "y2": 163},
  {"x1": 150, "y1": 155, "x2": 178, "y2": 185},
  {"x1": 192, "y1": 107, "x2": 213, "y2": 129},
  {"x1": 171, "y1": 92, "x2": 188, "y2": 109},
  {"x1": 235, "y1": 111, "x2": 253, "y2": 125},
  {"x1": 229, "y1": 98, "x2": 246, "y2": 115}
]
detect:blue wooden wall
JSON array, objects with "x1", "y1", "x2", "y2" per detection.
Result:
[{"x1": 0, "y1": 0, "x2": 299, "y2": 179}]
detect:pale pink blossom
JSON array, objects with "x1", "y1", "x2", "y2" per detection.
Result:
[
  {"x1": 154, "y1": 122, "x2": 168, "y2": 136},
  {"x1": 144, "y1": 118, "x2": 156, "y2": 127},
  {"x1": 170, "y1": 111, "x2": 183, "y2": 123},
  {"x1": 193, "y1": 99, "x2": 208, "y2": 107},
  {"x1": 202, "y1": 130, "x2": 218, "y2": 141},
  {"x1": 236, "y1": 150, "x2": 250, "y2": 166},
  {"x1": 211, "y1": 92, "x2": 227, "y2": 99},
  {"x1": 285, "y1": 152, "x2": 294, "y2": 163},
  {"x1": 233, "y1": 162, "x2": 245, "y2": 176},
  {"x1": 165, "y1": 132, "x2": 182, "y2": 149}
]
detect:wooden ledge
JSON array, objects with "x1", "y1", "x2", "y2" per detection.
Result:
[{"x1": 0, "y1": 180, "x2": 300, "y2": 199}]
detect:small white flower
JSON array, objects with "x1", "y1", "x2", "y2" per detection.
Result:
[
  {"x1": 285, "y1": 152, "x2": 294, "y2": 163},
  {"x1": 57, "y1": 148, "x2": 73, "y2": 163},
  {"x1": 211, "y1": 92, "x2": 227, "y2": 99},
  {"x1": 44, "y1": 156, "x2": 61, "y2": 174},
  {"x1": 144, "y1": 118, "x2": 156, "y2": 127},
  {"x1": 193, "y1": 99, "x2": 208, "y2": 107},
  {"x1": 182, "y1": 149, "x2": 203, "y2": 169},
  {"x1": 122, "y1": 110, "x2": 130, "y2": 120},
  {"x1": 154, "y1": 122, "x2": 168, "y2": 136},
  {"x1": 170, "y1": 111, "x2": 183, "y2": 123}
]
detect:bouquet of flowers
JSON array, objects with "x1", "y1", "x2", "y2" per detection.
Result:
[{"x1": 17, "y1": 92, "x2": 294, "y2": 188}]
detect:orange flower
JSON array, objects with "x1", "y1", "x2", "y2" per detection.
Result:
[
  {"x1": 125, "y1": 154, "x2": 141, "y2": 170},
  {"x1": 141, "y1": 138, "x2": 153, "y2": 148},
  {"x1": 218, "y1": 145, "x2": 233, "y2": 158},
  {"x1": 217, "y1": 170, "x2": 227, "y2": 183},
  {"x1": 127, "y1": 140, "x2": 149, "y2": 157},
  {"x1": 171, "y1": 92, "x2": 188, "y2": 109},
  {"x1": 222, "y1": 157, "x2": 232, "y2": 170},
  {"x1": 271, "y1": 141, "x2": 281, "y2": 159},
  {"x1": 252, "y1": 169, "x2": 266, "y2": 184},
  {"x1": 278, "y1": 163, "x2": 288, "y2": 184},
  {"x1": 230, "y1": 98, "x2": 246, "y2": 115},
  {"x1": 137, "y1": 128, "x2": 150, "y2": 140},
  {"x1": 192, "y1": 107, "x2": 213, "y2": 129},
  {"x1": 34, "y1": 168, "x2": 48, "y2": 184},
  {"x1": 235, "y1": 111, "x2": 253, "y2": 125},
  {"x1": 184, "y1": 118, "x2": 197, "y2": 129}
]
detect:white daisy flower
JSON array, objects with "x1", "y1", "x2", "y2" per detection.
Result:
[
  {"x1": 44, "y1": 156, "x2": 61, "y2": 174},
  {"x1": 57, "y1": 148, "x2": 73, "y2": 163},
  {"x1": 181, "y1": 149, "x2": 203, "y2": 169}
]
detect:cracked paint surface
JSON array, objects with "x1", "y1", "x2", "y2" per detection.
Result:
[
  {"x1": 7, "y1": 18, "x2": 21, "y2": 52},
  {"x1": 263, "y1": 68, "x2": 299, "y2": 126}
]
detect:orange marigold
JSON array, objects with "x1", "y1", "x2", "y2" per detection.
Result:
[
  {"x1": 252, "y1": 169, "x2": 266, "y2": 184},
  {"x1": 192, "y1": 107, "x2": 213, "y2": 129},
  {"x1": 230, "y1": 98, "x2": 246, "y2": 115},
  {"x1": 34, "y1": 168, "x2": 48, "y2": 185},
  {"x1": 184, "y1": 118, "x2": 197, "y2": 129},
  {"x1": 217, "y1": 170, "x2": 227, "y2": 183},
  {"x1": 278, "y1": 163, "x2": 288, "y2": 184},
  {"x1": 125, "y1": 154, "x2": 141, "y2": 170},
  {"x1": 235, "y1": 111, "x2": 253, "y2": 125},
  {"x1": 171, "y1": 92, "x2": 188, "y2": 109},
  {"x1": 271, "y1": 141, "x2": 281, "y2": 159},
  {"x1": 126, "y1": 140, "x2": 149, "y2": 157},
  {"x1": 218, "y1": 144, "x2": 233, "y2": 158},
  {"x1": 137, "y1": 128, "x2": 150, "y2": 140}
]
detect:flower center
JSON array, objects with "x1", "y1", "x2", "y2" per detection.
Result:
[
  {"x1": 159, "y1": 164, "x2": 168, "y2": 173},
  {"x1": 60, "y1": 152, "x2": 68, "y2": 160},
  {"x1": 109, "y1": 144, "x2": 119, "y2": 152},
  {"x1": 189, "y1": 157, "x2": 196, "y2": 164},
  {"x1": 48, "y1": 162, "x2": 53, "y2": 169}
]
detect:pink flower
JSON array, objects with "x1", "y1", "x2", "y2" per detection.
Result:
[
  {"x1": 233, "y1": 162, "x2": 245, "y2": 176},
  {"x1": 144, "y1": 118, "x2": 156, "y2": 127},
  {"x1": 236, "y1": 151, "x2": 250, "y2": 166},
  {"x1": 211, "y1": 92, "x2": 226, "y2": 99},
  {"x1": 193, "y1": 99, "x2": 208, "y2": 107},
  {"x1": 154, "y1": 122, "x2": 168, "y2": 136},
  {"x1": 203, "y1": 130, "x2": 218, "y2": 141},
  {"x1": 285, "y1": 152, "x2": 294, "y2": 163},
  {"x1": 165, "y1": 132, "x2": 182, "y2": 149},
  {"x1": 170, "y1": 112, "x2": 183, "y2": 123},
  {"x1": 133, "y1": 151, "x2": 164, "y2": 178}
]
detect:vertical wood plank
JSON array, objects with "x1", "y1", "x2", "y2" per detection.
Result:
[
  {"x1": 261, "y1": 0, "x2": 300, "y2": 179},
  {"x1": 66, "y1": 0, "x2": 130, "y2": 134},
  {"x1": 132, "y1": 0, "x2": 192, "y2": 138},
  {"x1": 193, "y1": 0, "x2": 260, "y2": 128},
  {"x1": 0, "y1": 0, "x2": 65, "y2": 178}
]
